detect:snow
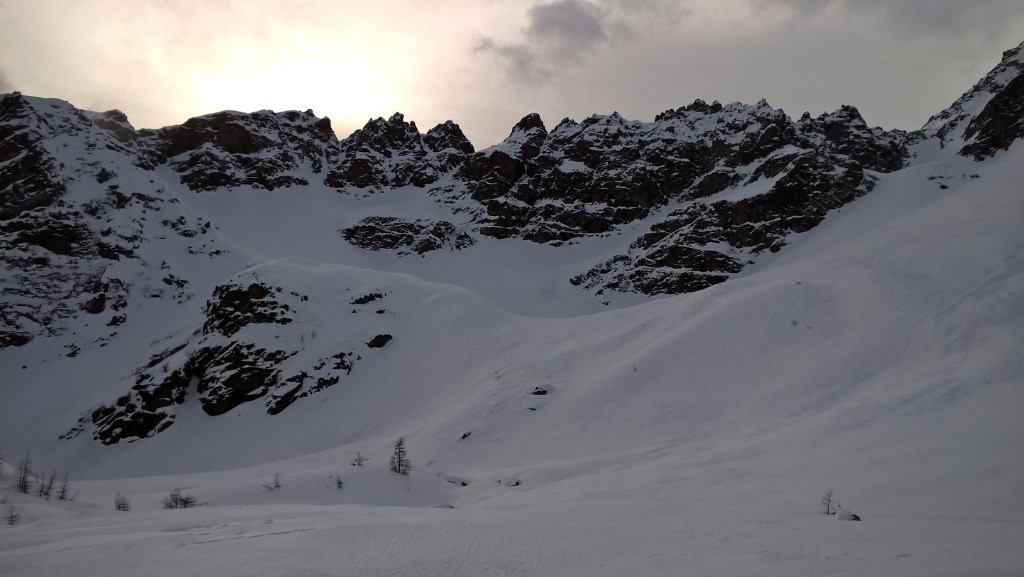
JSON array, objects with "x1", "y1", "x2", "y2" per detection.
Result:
[
  {"x1": 2, "y1": 88, "x2": 1024, "y2": 575},
  {"x1": 710, "y1": 172, "x2": 783, "y2": 203}
]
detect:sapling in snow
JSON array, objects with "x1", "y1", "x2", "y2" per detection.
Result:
[
  {"x1": 821, "y1": 488, "x2": 835, "y2": 515},
  {"x1": 264, "y1": 473, "x2": 282, "y2": 490}
]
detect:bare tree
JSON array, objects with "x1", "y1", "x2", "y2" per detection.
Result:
[
  {"x1": 57, "y1": 472, "x2": 73, "y2": 501},
  {"x1": 821, "y1": 488, "x2": 835, "y2": 515},
  {"x1": 389, "y1": 437, "x2": 410, "y2": 475},
  {"x1": 350, "y1": 452, "x2": 367, "y2": 466},
  {"x1": 162, "y1": 488, "x2": 197, "y2": 509},
  {"x1": 114, "y1": 493, "x2": 132, "y2": 511},
  {"x1": 41, "y1": 471, "x2": 57, "y2": 500},
  {"x1": 5, "y1": 504, "x2": 20, "y2": 526},
  {"x1": 16, "y1": 454, "x2": 31, "y2": 494},
  {"x1": 335, "y1": 475, "x2": 344, "y2": 489}
]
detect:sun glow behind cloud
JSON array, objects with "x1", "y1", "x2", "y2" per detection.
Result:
[{"x1": 188, "y1": 40, "x2": 397, "y2": 128}]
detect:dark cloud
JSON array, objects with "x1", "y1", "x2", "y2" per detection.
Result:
[
  {"x1": 475, "y1": 0, "x2": 688, "y2": 86},
  {"x1": 525, "y1": 0, "x2": 608, "y2": 55}
]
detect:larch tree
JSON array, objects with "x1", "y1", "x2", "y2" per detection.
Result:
[{"x1": 389, "y1": 437, "x2": 410, "y2": 475}]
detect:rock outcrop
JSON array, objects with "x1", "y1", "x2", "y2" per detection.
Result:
[
  {"x1": 342, "y1": 217, "x2": 474, "y2": 255},
  {"x1": 79, "y1": 274, "x2": 382, "y2": 444}
]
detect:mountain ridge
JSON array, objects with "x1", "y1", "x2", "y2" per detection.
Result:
[{"x1": 1, "y1": 40, "x2": 1023, "y2": 448}]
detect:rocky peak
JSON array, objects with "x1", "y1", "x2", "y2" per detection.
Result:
[
  {"x1": 800, "y1": 105, "x2": 908, "y2": 172},
  {"x1": 143, "y1": 108, "x2": 339, "y2": 191},
  {"x1": 423, "y1": 120, "x2": 475, "y2": 155},
  {"x1": 959, "y1": 44, "x2": 1024, "y2": 159},
  {"x1": 920, "y1": 41, "x2": 1024, "y2": 154},
  {"x1": 156, "y1": 110, "x2": 275, "y2": 157},
  {"x1": 0, "y1": 92, "x2": 94, "y2": 140},
  {"x1": 455, "y1": 113, "x2": 549, "y2": 211},
  {"x1": 87, "y1": 109, "x2": 137, "y2": 143},
  {"x1": 345, "y1": 112, "x2": 424, "y2": 155},
  {"x1": 326, "y1": 112, "x2": 472, "y2": 192},
  {"x1": 654, "y1": 99, "x2": 723, "y2": 121},
  {"x1": 423, "y1": 120, "x2": 475, "y2": 175},
  {"x1": 1, "y1": 92, "x2": 38, "y2": 129},
  {"x1": 497, "y1": 113, "x2": 548, "y2": 160},
  {"x1": 511, "y1": 112, "x2": 547, "y2": 135},
  {"x1": 151, "y1": 108, "x2": 335, "y2": 158}
]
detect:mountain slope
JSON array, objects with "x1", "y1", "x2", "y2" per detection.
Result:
[{"x1": 2, "y1": 108, "x2": 1022, "y2": 576}]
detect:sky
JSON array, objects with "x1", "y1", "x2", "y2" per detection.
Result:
[{"x1": 2, "y1": 0, "x2": 1023, "y2": 148}]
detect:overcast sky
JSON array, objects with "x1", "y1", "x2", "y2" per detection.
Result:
[{"x1": 2, "y1": 0, "x2": 1023, "y2": 147}]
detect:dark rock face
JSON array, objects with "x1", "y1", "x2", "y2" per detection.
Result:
[
  {"x1": 342, "y1": 217, "x2": 474, "y2": 255},
  {"x1": 0, "y1": 94, "x2": 140, "y2": 348},
  {"x1": 572, "y1": 149, "x2": 872, "y2": 295},
  {"x1": 203, "y1": 282, "x2": 293, "y2": 338},
  {"x1": 88, "y1": 341, "x2": 299, "y2": 443},
  {"x1": 961, "y1": 67, "x2": 1024, "y2": 159},
  {"x1": 0, "y1": 93, "x2": 68, "y2": 220},
  {"x1": 454, "y1": 100, "x2": 904, "y2": 295},
  {"x1": 87, "y1": 281, "x2": 305, "y2": 443},
  {"x1": 144, "y1": 109, "x2": 336, "y2": 191}
]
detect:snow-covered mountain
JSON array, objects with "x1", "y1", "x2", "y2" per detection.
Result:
[{"x1": 1, "y1": 42, "x2": 1023, "y2": 577}]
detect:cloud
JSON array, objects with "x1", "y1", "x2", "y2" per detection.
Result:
[
  {"x1": 756, "y1": 0, "x2": 1024, "y2": 37},
  {"x1": 475, "y1": 0, "x2": 688, "y2": 86},
  {"x1": 473, "y1": 38, "x2": 551, "y2": 85},
  {"x1": 873, "y1": 0, "x2": 1024, "y2": 38},
  {"x1": 525, "y1": 0, "x2": 608, "y2": 56}
]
